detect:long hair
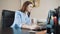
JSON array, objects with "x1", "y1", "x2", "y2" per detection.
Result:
[{"x1": 20, "y1": 1, "x2": 32, "y2": 17}]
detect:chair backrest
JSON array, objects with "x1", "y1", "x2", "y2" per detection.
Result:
[{"x1": 2, "y1": 10, "x2": 15, "y2": 28}]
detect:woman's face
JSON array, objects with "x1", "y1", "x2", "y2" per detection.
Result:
[{"x1": 27, "y1": 4, "x2": 33, "y2": 12}]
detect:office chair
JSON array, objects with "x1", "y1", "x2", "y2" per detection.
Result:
[{"x1": 2, "y1": 10, "x2": 15, "y2": 28}]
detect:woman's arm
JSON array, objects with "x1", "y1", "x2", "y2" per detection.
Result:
[{"x1": 11, "y1": 11, "x2": 23, "y2": 28}]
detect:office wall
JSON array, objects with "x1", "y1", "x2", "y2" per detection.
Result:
[
  {"x1": 0, "y1": 0, "x2": 60, "y2": 28},
  {"x1": 31, "y1": 0, "x2": 59, "y2": 20},
  {"x1": 58, "y1": 0, "x2": 60, "y2": 6}
]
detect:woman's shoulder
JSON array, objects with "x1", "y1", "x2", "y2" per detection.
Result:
[
  {"x1": 15, "y1": 10, "x2": 21, "y2": 13},
  {"x1": 15, "y1": 10, "x2": 23, "y2": 15}
]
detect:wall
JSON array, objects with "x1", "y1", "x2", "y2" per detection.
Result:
[
  {"x1": 31, "y1": 0, "x2": 59, "y2": 20},
  {"x1": 0, "y1": 0, "x2": 60, "y2": 28},
  {"x1": 58, "y1": 0, "x2": 60, "y2": 6}
]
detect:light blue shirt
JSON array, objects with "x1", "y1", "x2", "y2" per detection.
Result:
[
  {"x1": 47, "y1": 10, "x2": 54, "y2": 28},
  {"x1": 11, "y1": 10, "x2": 31, "y2": 28}
]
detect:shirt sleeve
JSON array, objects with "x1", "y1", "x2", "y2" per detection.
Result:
[{"x1": 11, "y1": 11, "x2": 22, "y2": 28}]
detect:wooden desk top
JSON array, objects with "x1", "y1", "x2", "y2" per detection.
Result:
[{"x1": 0, "y1": 27, "x2": 47, "y2": 34}]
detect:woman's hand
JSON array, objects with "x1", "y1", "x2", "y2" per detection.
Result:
[
  {"x1": 29, "y1": 24, "x2": 39, "y2": 29},
  {"x1": 22, "y1": 23, "x2": 30, "y2": 28},
  {"x1": 22, "y1": 23, "x2": 39, "y2": 30}
]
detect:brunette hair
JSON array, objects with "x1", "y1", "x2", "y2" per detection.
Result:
[{"x1": 20, "y1": 1, "x2": 32, "y2": 17}]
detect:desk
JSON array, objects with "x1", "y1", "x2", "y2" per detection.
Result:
[{"x1": 0, "y1": 27, "x2": 47, "y2": 34}]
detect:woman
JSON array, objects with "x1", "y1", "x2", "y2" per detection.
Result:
[{"x1": 11, "y1": 1, "x2": 38, "y2": 29}]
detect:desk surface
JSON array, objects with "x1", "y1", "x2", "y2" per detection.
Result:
[{"x1": 0, "y1": 27, "x2": 47, "y2": 34}]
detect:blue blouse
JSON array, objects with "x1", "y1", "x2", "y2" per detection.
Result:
[
  {"x1": 11, "y1": 10, "x2": 31, "y2": 28},
  {"x1": 47, "y1": 10, "x2": 54, "y2": 28}
]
